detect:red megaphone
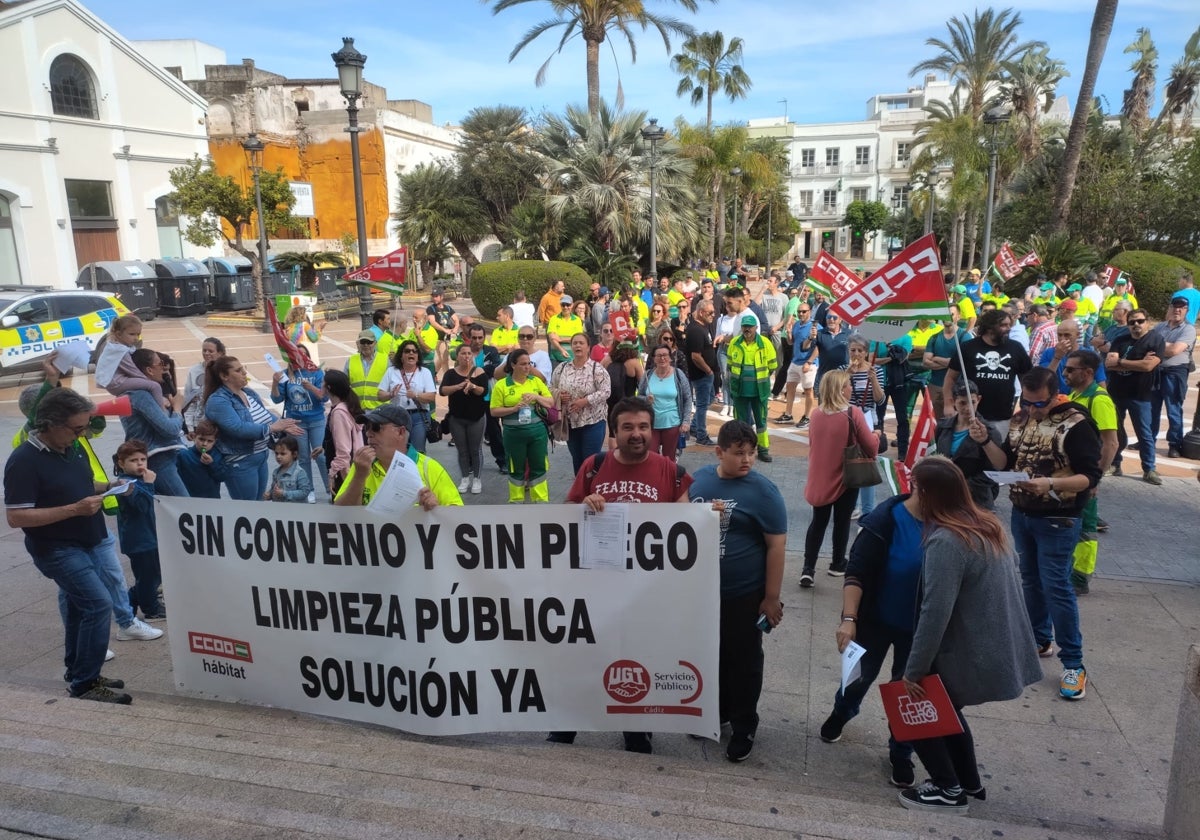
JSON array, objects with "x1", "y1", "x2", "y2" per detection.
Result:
[{"x1": 94, "y1": 395, "x2": 132, "y2": 417}]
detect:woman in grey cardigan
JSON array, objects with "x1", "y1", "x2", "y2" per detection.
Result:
[{"x1": 899, "y1": 457, "x2": 1043, "y2": 814}]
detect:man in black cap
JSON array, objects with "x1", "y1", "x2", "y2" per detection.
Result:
[{"x1": 334, "y1": 405, "x2": 462, "y2": 508}]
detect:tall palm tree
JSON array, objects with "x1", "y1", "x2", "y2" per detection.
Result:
[
  {"x1": 999, "y1": 46, "x2": 1068, "y2": 164},
  {"x1": 538, "y1": 102, "x2": 700, "y2": 258},
  {"x1": 1051, "y1": 0, "x2": 1118, "y2": 234},
  {"x1": 394, "y1": 162, "x2": 490, "y2": 282},
  {"x1": 671, "y1": 30, "x2": 751, "y2": 130},
  {"x1": 1122, "y1": 28, "x2": 1157, "y2": 139},
  {"x1": 675, "y1": 121, "x2": 745, "y2": 260},
  {"x1": 457, "y1": 105, "x2": 543, "y2": 245},
  {"x1": 911, "y1": 7, "x2": 1045, "y2": 120},
  {"x1": 489, "y1": 0, "x2": 707, "y2": 123},
  {"x1": 1149, "y1": 26, "x2": 1200, "y2": 140}
]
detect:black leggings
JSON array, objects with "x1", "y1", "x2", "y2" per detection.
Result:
[
  {"x1": 911, "y1": 706, "x2": 981, "y2": 791},
  {"x1": 804, "y1": 487, "x2": 859, "y2": 571}
]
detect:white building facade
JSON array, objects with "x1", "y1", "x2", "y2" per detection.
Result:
[{"x1": 0, "y1": 0, "x2": 215, "y2": 288}]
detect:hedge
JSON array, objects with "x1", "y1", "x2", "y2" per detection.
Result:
[
  {"x1": 1107, "y1": 251, "x2": 1200, "y2": 318},
  {"x1": 470, "y1": 260, "x2": 592, "y2": 323}
]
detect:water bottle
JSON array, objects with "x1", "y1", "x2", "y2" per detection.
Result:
[{"x1": 518, "y1": 405, "x2": 532, "y2": 425}]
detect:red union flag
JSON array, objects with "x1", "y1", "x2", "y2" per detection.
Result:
[
  {"x1": 906, "y1": 387, "x2": 937, "y2": 468},
  {"x1": 811, "y1": 250, "x2": 860, "y2": 298},
  {"x1": 266, "y1": 300, "x2": 317, "y2": 371},
  {"x1": 829, "y1": 234, "x2": 950, "y2": 326},
  {"x1": 343, "y1": 247, "x2": 408, "y2": 294},
  {"x1": 1016, "y1": 248, "x2": 1041, "y2": 269},
  {"x1": 993, "y1": 243, "x2": 1021, "y2": 280}
]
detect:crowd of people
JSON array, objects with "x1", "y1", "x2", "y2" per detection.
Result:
[{"x1": 4, "y1": 262, "x2": 1197, "y2": 816}]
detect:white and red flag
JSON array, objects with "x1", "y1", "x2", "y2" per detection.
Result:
[
  {"x1": 829, "y1": 234, "x2": 951, "y2": 341},
  {"x1": 342, "y1": 247, "x2": 408, "y2": 295}
]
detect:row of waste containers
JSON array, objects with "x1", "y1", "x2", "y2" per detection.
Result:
[{"x1": 74, "y1": 258, "x2": 347, "y2": 320}]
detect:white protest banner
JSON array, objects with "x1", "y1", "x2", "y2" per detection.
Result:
[{"x1": 157, "y1": 497, "x2": 721, "y2": 739}]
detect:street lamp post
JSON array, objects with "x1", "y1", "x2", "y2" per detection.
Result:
[
  {"x1": 640, "y1": 117, "x2": 666, "y2": 278},
  {"x1": 730, "y1": 166, "x2": 742, "y2": 261},
  {"x1": 923, "y1": 168, "x2": 939, "y2": 236},
  {"x1": 241, "y1": 132, "x2": 272, "y2": 333},
  {"x1": 332, "y1": 36, "x2": 372, "y2": 329},
  {"x1": 980, "y1": 107, "x2": 1011, "y2": 273}
]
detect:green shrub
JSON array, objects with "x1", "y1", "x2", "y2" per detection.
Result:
[
  {"x1": 470, "y1": 260, "x2": 592, "y2": 322},
  {"x1": 1107, "y1": 251, "x2": 1200, "y2": 317}
]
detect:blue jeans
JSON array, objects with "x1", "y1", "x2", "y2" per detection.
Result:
[
  {"x1": 690, "y1": 374, "x2": 714, "y2": 441},
  {"x1": 1011, "y1": 509, "x2": 1084, "y2": 669},
  {"x1": 57, "y1": 532, "x2": 134, "y2": 628},
  {"x1": 1151, "y1": 366, "x2": 1188, "y2": 450},
  {"x1": 831, "y1": 619, "x2": 914, "y2": 766},
  {"x1": 149, "y1": 450, "x2": 189, "y2": 497},
  {"x1": 34, "y1": 534, "x2": 117, "y2": 694},
  {"x1": 567, "y1": 420, "x2": 607, "y2": 474},
  {"x1": 292, "y1": 414, "x2": 329, "y2": 494},
  {"x1": 716, "y1": 347, "x2": 730, "y2": 404},
  {"x1": 1113, "y1": 397, "x2": 1154, "y2": 472},
  {"x1": 408, "y1": 409, "x2": 430, "y2": 453},
  {"x1": 223, "y1": 449, "x2": 269, "y2": 500}
]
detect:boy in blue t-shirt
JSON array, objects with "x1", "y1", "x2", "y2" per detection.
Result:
[{"x1": 688, "y1": 420, "x2": 787, "y2": 763}]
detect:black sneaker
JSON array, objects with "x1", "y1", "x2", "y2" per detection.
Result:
[
  {"x1": 1168, "y1": 446, "x2": 1181, "y2": 458},
  {"x1": 963, "y1": 786, "x2": 987, "y2": 801},
  {"x1": 796, "y1": 417, "x2": 810, "y2": 429},
  {"x1": 889, "y1": 760, "x2": 915, "y2": 788},
  {"x1": 776, "y1": 413, "x2": 794, "y2": 423},
  {"x1": 64, "y1": 673, "x2": 125, "y2": 690},
  {"x1": 695, "y1": 435, "x2": 716, "y2": 446},
  {"x1": 799, "y1": 570, "x2": 815, "y2": 588},
  {"x1": 827, "y1": 562, "x2": 847, "y2": 577},
  {"x1": 1096, "y1": 518, "x2": 1110, "y2": 533},
  {"x1": 546, "y1": 731, "x2": 576, "y2": 744},
  {"x1": 757, "y1": 448, "x2": 773, "y2": 463},
  {"x1": 71, "y1": 681, "x2": 132, "y2": 705},
  {"x1": 898, "y1": 781, "x2": 968, "y2": 812},
  {"x1": 819, "y1": 712, "x2": 847, "y2": 743},
  {"x1": 726, "y1": 732, "x2": 755, "y2": 762}
]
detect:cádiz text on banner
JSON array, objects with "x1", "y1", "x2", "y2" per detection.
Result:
[{"x1": 156, "y1": 497, "x2": 722, "y2": 739}]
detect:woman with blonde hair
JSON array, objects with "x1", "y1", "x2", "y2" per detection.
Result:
[
  {"x1": 800, "y1": 369, "x2": 879, "y2": 588},
  {"x1": 284, "y1": 305, "x2": 326, "y2": 366},
  {"x1": 898, "y1": 456, "x2": 1041, "y2": 813}
]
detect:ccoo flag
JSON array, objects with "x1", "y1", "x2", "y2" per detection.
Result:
[
  {"x1": 829, "y1": 234, "x2": 951, "y2": 341},
  {"x1": 343, "y1": 247, "x2": 408, "y2": 295}
]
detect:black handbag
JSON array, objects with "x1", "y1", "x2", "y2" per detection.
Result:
[{"x1": 843, "y1": 408, "x2": 883, "y2": 489}]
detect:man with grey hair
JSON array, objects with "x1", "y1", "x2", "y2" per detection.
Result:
[{"x1": 4, "y1": 389, "x2": 142, "y2": 704}]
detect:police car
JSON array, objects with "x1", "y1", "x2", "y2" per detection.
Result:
[{"x1": 0, "y1": 286, "x2": 130, "y2": 375}]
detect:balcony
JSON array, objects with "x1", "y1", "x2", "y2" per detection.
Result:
[
  {"x1": 792, "y1": 164, "x2": 817, "y2": 177},
  {"x1": 850, "y1": 162, "x2": 872, "y2": 174},
  {"x1": 817, "y1": 162, "x2": 843, "y2": 175},
  {"x1": 796, "y1": 203, "x2": 814, "y2": 215},
  {"x1": 883, "y1": 158, "x2": 912, "y2": 172}
]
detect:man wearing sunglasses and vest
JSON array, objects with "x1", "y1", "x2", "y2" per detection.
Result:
[{"x1": 979, "y1": 366, "x2": 1101, "y2": 703}]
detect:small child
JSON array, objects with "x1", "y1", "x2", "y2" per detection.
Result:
[
  {"x1": 177, "y1": 419, "x2": 226, "y2": 499},
  {"x1": 266, "y1": 434, "x2": 312, "y2": 502},
  {"x1": 113, "y1": 440, "x2": 166, "y2": 621},
  {"x1": 95, "y1": 314, "x2": 169, "y2": 410},
  {"x1": 686, "y1": 420, "x2": 787, "y2": 763}
]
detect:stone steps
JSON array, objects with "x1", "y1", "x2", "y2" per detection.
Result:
[{"x1": 0, "y1": 683, "x2": 1164, "y2": 840}]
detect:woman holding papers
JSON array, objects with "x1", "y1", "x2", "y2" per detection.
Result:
[
  {"x1": 333, "y1": 404, "x2": 461, "y2": 509},
  {"x1": 898, "y1": 457, "x2": 1041, "y2": 814}
]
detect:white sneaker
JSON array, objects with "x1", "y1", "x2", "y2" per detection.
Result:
[
  {"x1": 850, "y1": 508, "x2": 863, "y2": 520},
  {"x1": 105, "y1": 649, "x2": 115, "y2": 662},
  {"x1": 458, "y1": 476, "x2": 471, "y2": 492},
  {"x1": 116, "y1": 618, "x2": 164, "y2": 641},
  {"x1": 306, "y1": 491, "x2": 316, "y2": 504},
  {"x1": 471, "y1": 477, "x2": 483, "y2": 494}
]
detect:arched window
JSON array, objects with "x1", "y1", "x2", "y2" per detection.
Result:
[
  {"x1": 50, "y1": 55, "x2": 98, "y2": 119},
  {"x1": 0, "y1": 196, "x2": 22, "y2": 283}
]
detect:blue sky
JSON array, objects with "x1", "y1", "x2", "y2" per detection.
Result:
[{"x1": 89, "y1": 0, "x2": 1197, "y2": 127}]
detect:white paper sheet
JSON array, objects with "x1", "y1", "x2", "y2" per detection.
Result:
[
  {"x1": 52, "y1": 340, "x2": 92, "y2": 373},
  {"x1": 984, "y1": 470, "x2": 1031, "y2": 485},
  {"x1": 365, "y1": 450, "x2": 423, "y2": 515},
  {"x1": 264, "y1": 352, "x2": 288, "y2": 382},
  {"x1": 102, "y1": 479, "x2": 135, "y2": 498},
  {"x1": 841, "y1": 640, "x2": 867, "y2": 692},
  {"x1": 581, "y1": 505, "x2": 629, "y2": 570}
]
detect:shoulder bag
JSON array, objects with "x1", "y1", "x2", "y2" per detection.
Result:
[{"x1": 843, "y1": 407, "x2": 882, "y2": 489}]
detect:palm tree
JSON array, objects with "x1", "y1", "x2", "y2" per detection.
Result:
[
  {"x1": 911, "y1": 7, "x2": 1045, "y2": 120},
  {"x1": 457, "y1": 105, "x2": 543, "y2": 245},
  {"x1": 394, "y1": 162, "x2": 490, "y2": 282},
  {"x1": 1051, "y1": 0, "x2": 1118, "y2": 234},
  {"x1": 270, "y1": 251, "x2": 346, "y2": 290},
  {"x1": 538, "y1": 102, "x2": 700, "y2": 258},
  {"x1": 1148, "y1": 26, "x2": 1200, "y2": 140},
  {"x1": 999, "y1": 46, "x2": 1068, "y2": 164},
  {"x1": 674, "y1": 121, "x2": 745, "y2": 260},
  {"x1": 489, "y1": 0, "x2": 707, "y2": 123},
  {"x1": 671, "y1": 31, "x2": 751, "y2": 130},
  {"x1": 1122, "y1": 28, "x2": 1157, "y2": 139}
]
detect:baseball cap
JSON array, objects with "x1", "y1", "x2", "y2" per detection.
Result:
[
  {"x1": 431, "y1": 287, "x2": 443, "y2": 296},
  {"x1": 740, "y1": 315, "x2": 757, "y2": 326},
  {"x1": 952, "y1": 284, "x2": 967, "y2": 293},
  {"x1": 560, "y1": 294, "x2": 573, "y2": 305},
  {"x1": 969, "y1": 268, "x2": 981, "y2": 276},
  {"x1": 598, "y1": 286, "x2": 610, "y2": 297},
  {"x1": 1039, "y1": 282, "x2": 1054, "y2": 291},
  {"x1": 362, "y1": 404, "x2": 412, "y2": 430},
  {"x1": 1059, "y1": 299, "x2": 1077, "y2": 312},
  {"x1": 357, "y1": 329, "x2": 376, "y2": 343},
  {"x1": 1116, "y1": 277, "x2": 1128, "y2": 285},
  {"x1": 1066, "y1": 283, "x2": 1083, "y2": 292},
  {"x1": 1171, "y1": 295, "x2": 1190, "y2": 308}
]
